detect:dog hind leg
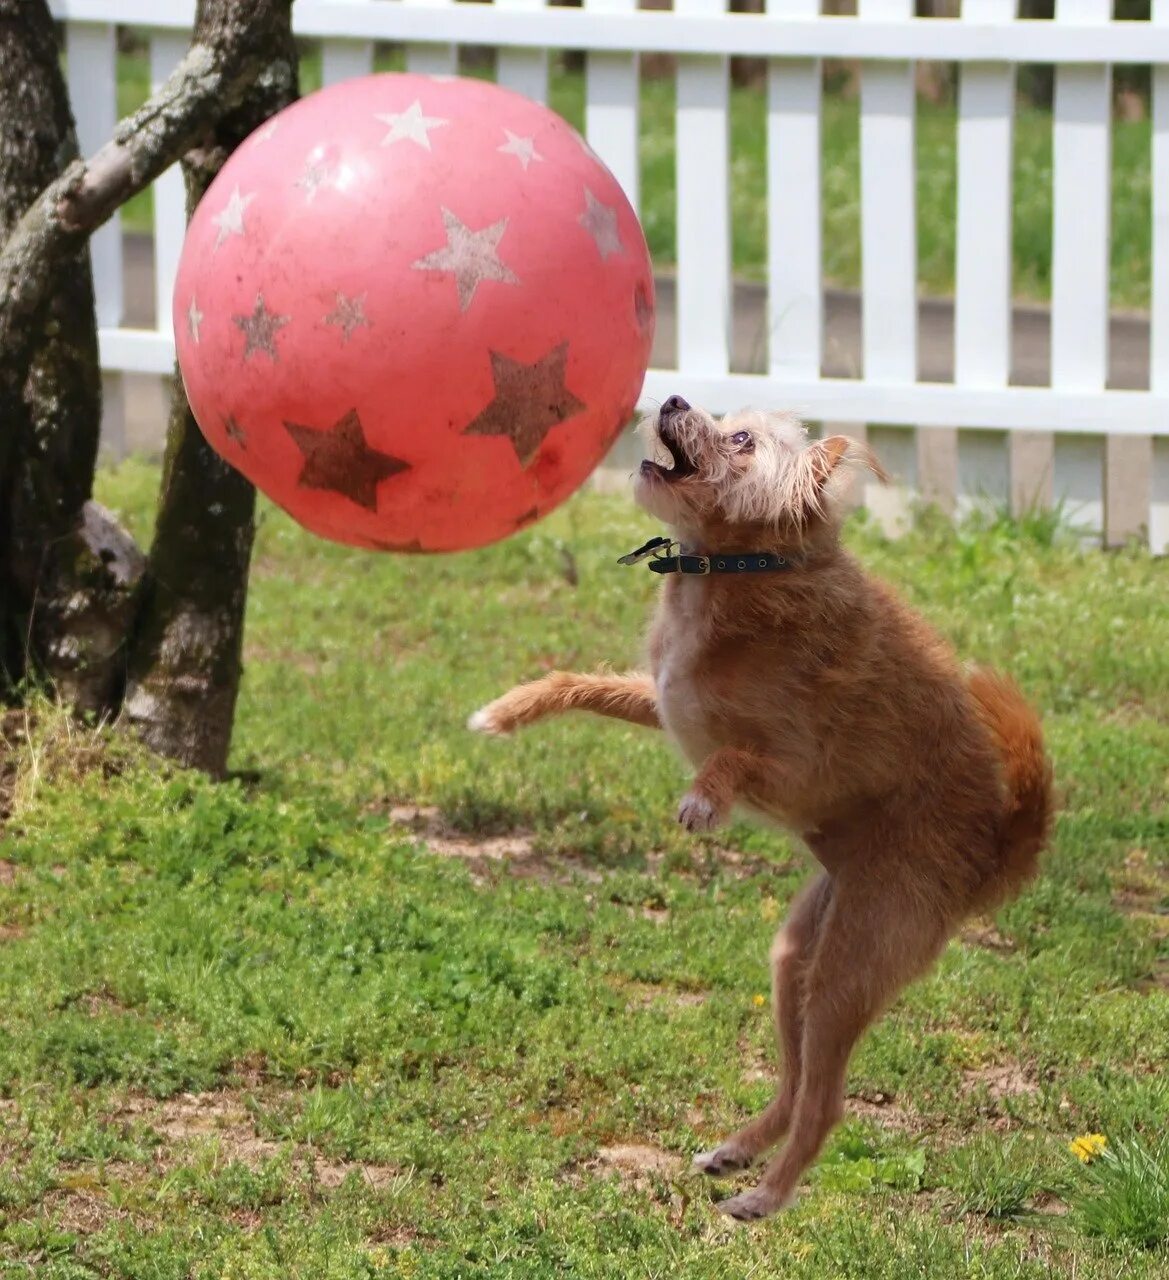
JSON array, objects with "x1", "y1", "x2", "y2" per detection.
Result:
[{"x1": 693, "y1": 873, "x2": 832, "y2": 1176}]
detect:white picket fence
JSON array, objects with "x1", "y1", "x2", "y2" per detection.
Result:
[{"x1": 47, "y1": 0, "x2": 1169, "y2": 552}]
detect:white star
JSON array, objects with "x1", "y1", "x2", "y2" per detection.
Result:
[
  {"x1": 411, "y1": 208, "x2": 520, "y2": 312},
  {"x1": 497, "y1": 129, "x2": 543, "y2": 172},
  {"x1": 187, "y1": 296, "x2": 204, "y2": 343},
  {"x1": 296, "y1": 149, "x2": 335, "y2": 202},
  {"x1": 374, "y1": 100, "x2": 448, "y2": 151},
  {"x1": 212, "y1": 186, "x2": 255, "y2": 251},
  {"x1": 253, "y1": 119, "x2": 279, "y2": 145},
  {"x1": 578, "y1": 187, "x2": 623, "y2": 260}
]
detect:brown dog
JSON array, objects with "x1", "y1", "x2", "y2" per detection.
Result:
[{"x1": 470, "y1": 397, "x2": 1052, "y2": 1220}]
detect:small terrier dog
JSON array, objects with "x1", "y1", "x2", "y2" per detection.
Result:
[{"x1": 470, "y1": 396, "x2": 1052, "y2": 1221}]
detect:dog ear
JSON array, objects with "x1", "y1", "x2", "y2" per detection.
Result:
[{"x1": 810, "y1": 435, "x2": 890, "y2": 487}]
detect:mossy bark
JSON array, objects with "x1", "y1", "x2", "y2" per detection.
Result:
[
  {"x1": 0, "y1": 0, "x2": 142, "y2": 714},
  {"x1": 121, "y1": 0, "x2": 297, "y2": 775}
]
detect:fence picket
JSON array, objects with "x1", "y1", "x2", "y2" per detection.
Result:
[
  {"x1": 858, "y1": 0, "x2": 916, "y2": 534},
  {"x1": 150, "y1": 33, "x2": 190, "y2": 340},
  {"x1": 65, "y1": 21, "x2": 125, "y2": 457},
  {"x1": 497, "y1": 0, "x2": 550, "y2": 103},
  {"x1": 1050, "y1": 0, "x2": 1110, "y2": 539},
  {"x1": 767, "y1": 0, "x2": 820, "y2": 383},
  {"x1": 584, "y1": 0, "x2": 640, "y2": 210},
  {"x1": 404, "y1": 0, "x2": 457, "y2": 77},
  {"x1": 322, "y1": 38, "x2": 374, "y2": 86},
  {"x1": 674, "y1": 0, "x2": 731, "y2": 378},
  {"x1": 954, "y1": 0, "x2": 1015, "y2": 519},
  {"x1": 1152, "y1": 0, "x2": 1169, "y2": 554}
]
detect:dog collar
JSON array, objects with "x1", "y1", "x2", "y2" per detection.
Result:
[{"x1": 618, "y1": 536, "x2": 799, "y2": 576}]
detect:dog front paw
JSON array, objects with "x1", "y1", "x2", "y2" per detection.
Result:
[
  {"x1": 677, "y1": 790, "x2": 723, "y2": 833},
  {"x1": 467, "y1": 701, "x2": 512, "y2": 736}
]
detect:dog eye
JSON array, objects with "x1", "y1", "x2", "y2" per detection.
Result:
[{"x1": 730, "y1": 431, "x2": 754, "y2": 450}]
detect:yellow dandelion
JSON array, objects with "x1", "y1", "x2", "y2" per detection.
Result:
[
  {"x1": 752, "y1": 993, "x2": 767, "y2": 1008},
  {"x1": 1069, "y1": 1133, "x2": 1108, "y2": 1162}
]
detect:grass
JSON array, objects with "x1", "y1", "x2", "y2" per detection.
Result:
[
  {"x1": 2, "y1": 469, "x2": 1168, "y2": 1276},
  {"x1": 107, "y1": 41, "x2": 1155, "y2": 308}
]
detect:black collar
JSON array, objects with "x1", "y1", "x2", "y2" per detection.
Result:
[{"x1": 618, "y1": 536, "x2": 800, "y2": 576}]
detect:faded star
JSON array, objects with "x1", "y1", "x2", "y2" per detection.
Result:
[
  {"x1": 497, "y1": 129, "x2": 542, "y2": 171},
  {"x1": 224, "y1": 414, "x2": 247, "y2": 448},
  {"x1": 296, "y1": 150, "x2": 336, "y2": 202},
  {"x1": 324, "y1": 292, "x2": 370, "y2": 343},
  {"x1": 375, "y1": 99, "x2": 448, "y2": 150},
  {"x1": 463, "y1": 343, "x2": 586, "y2": 467},
  {"x1": 412, "y1": 208, "x2": 520, "y2": 312},
  {"x1": 283, "y1": 409, "x2": 409, "y2": 512},
  {"x1": 578, "y1": 187, "x2": 623, "y2": 260},
  {"x1": 232, "y1": 294, "x2": 290, "y2": 361},
  {"x1": 252, "y1": 119, "x2": 279, "y2": 144},
  {"x1": 212, "y1": 185, "x2": 255, "y2": 251},
  {"x1": 187, "y1": 296, "x2": 204, "y2": 343}
]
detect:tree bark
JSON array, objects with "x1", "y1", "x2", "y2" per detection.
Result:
[
  {"x1": 0, "y1": 0, "x2": 297, "y2": 404},
  {"x1": 0, "y1": 0, "x2": 142, "y2": 714},
  {"x1": 122, "y1": 0, "x2": 298, "y2": 776}
]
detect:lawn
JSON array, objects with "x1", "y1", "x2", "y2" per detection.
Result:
[
  {"x1": 108, "y1": 41, "x2": 1154, "y2": 308},
  {"x1": 1, "y1": 467, "x2": 1168, "y2": 1277}
]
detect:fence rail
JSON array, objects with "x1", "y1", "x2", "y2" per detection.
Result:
[{"x1": 47, "y1": 0, "x2": 1169, "y2": 553}]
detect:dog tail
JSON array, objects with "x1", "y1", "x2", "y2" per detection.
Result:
[{"x1": 967, "y1": 667, "x2": 1054, "y2": 909}]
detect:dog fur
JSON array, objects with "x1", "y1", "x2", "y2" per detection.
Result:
[{"x1": 469, "y1": 399, "x2": 1053, "y2": 1221}]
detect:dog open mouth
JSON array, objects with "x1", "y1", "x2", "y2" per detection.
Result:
[{"x1": 641, "y1": 424, "x2": 697, "y2": 481}]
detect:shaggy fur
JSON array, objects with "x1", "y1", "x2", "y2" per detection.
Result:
[{"x1": 470, "y1": 398, "x2": 1053, "y2": 1221}]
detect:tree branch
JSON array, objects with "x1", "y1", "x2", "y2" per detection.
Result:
[{"x1": 0, "y1": 10, "x2": 295, "y2": 376}]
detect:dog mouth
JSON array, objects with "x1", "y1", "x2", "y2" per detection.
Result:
[{"x1": 641, "y1": 400, "x2": 697, "y2": 481}]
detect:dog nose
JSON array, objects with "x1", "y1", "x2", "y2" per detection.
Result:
[{"x1": 660, "y1": 394, "x2": 690, "y2": 416}]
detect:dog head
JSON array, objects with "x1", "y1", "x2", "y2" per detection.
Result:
[{"x1": 633, "y1": 396, "x2": 886, "y2": 547}]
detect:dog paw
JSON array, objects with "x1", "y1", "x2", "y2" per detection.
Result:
[
  {"x1": 467, "y1": 703, "x2": 510, "y2": 736},
  {"x1": 717, "y1": 1186, "x2": 790, "y2": 1222},
  {"x1": 692, "y1": 1144, "x2": 753, "y2": 1178},
  {"x1": 677, "y1": 791, "x2": 723, "y2": 833}
]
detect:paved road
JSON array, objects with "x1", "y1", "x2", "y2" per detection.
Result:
[{"x1": 114, "y1": 233, "x2": 1153, "y2": 454}]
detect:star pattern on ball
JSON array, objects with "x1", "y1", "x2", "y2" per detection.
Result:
[
  {"x1": 375, "y1": 100, "x2": 448, "y2": 150},
  {"x1": 212, "y1": 186, "x2": 255, "y2": 251},
  {"x1": 579, "y1": 188, "x2": 623, "y2": 260},
  {"x1": 224, "y1": 414, "x2": 248, "y2": 448},
  {"x1": 252, "y1": 119, "x2": 279, "y2": 145},
  {"x1": 324, "y1": 292, "x2": 370, "y2": 343},
  {"x1": 187, "y1": 297, "x2": 204, "y2": 343},
  {"x1": 497, "y1": 129, "x2": 543, "y2": 172},
  {"x1": 296, "y1": 150, "x2": 337, "y2": 202},
  {"x1": 283, "y1": 408, "x2": 410, "y2": 512},
  {"x1": 233, "y1": 294, "x2": 290, "y2": 362},
  {"x1": 463, "y1": 343, "x2": 586, "y2": 467},
  {"x1": 635, "y1": 281, "x2": 653, "y2": 334},
  {"x1": 411, "y1": 208, "x2": 520, "y2": 312}
]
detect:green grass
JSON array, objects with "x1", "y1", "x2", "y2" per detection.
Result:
[
  {"x1": 107, "y1": 41, "x2": 1154, "y2": 308},
  {"x1": 2, "y1": 471, "x2": 1168, "y2": 1276}
]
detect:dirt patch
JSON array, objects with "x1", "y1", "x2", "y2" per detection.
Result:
[
  {"x1": 1112, "y1": 848, "x2": 1169, "y2": 914},
  {"x1": 961, "y1": 1062, "x2": 1040, "y2": 1106},
  {"x1": 112, "y1": 1092, "x2": 400, "y2": 1189},
  {"x1": 383, "y1": 804, "x2": 606, "y2": 885},
  {"x1": 845, "y1": 1091, "x2": 920, "y2": 1133},
  {"x1": 959, "y1": 919, "x2": 1017, "y2": 954},
  {"x1": 592, "y1": 1143, "x2": 681, "y2": 1180},
  {"x1": 616, "y1": 978, "x2": 708, "y2": 1011},
  {"x1": 0, "y1": 923, "x2": 25, "y2": 943}
]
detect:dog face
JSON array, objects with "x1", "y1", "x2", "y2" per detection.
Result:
[{"x1": 633, "y1": 397, "x2": 884, "y2": 543}]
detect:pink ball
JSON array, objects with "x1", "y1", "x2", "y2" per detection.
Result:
[{"x1": 173, "y1": 73, "x2": 655, "y2": 552}]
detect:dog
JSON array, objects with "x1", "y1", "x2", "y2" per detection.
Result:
[{"x1": 469, "y1": 396, "x2": 1053, "y2": 1221}]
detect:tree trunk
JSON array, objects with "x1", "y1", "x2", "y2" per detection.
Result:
[
  {"x1": 0, "y1": 0, "x2": 143, "y2": 714},
  {"x1": 122, "y1": 0, "x2": 298, "y2": 775}
]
